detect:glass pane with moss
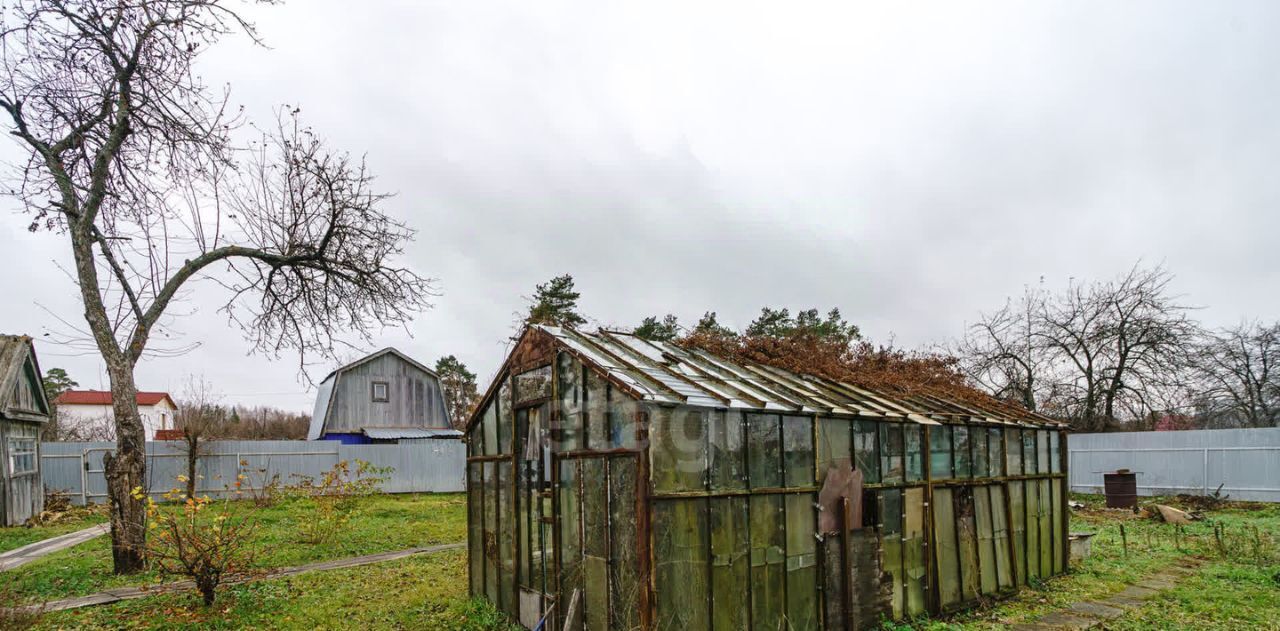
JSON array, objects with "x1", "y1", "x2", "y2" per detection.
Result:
[
  {"x1": 483, "y1": 462, "x2": 499, "y2": 604},
  {"x1": 558, "y1": 460, "x2": 581, "y2": 614},
  {"x1": 1006, "y1": 429, "x2": 1022, "y2": 476},
  {"x1": 709, "y1": 410, "x2": 746, "y2": 490},
  {"x1": 1037, "y1": 430, "x2": 1051, "y2": 475},
  {"x1": 879, "y1": 423, "x2": 905, "y2": 484},
  {"x1": 496, "y1": 461, "x2": 515, "y2": 613},
  {"x1": 468, "y1": 462, "x2": 484, "y2": 595},
  {"x1": 581, "y1": 458, "x2": 609, "y2": 629},
  {"x1": 953, "y1": 425, "x2": 972, "y2": 479},
  {"x1": 816, "y1": 417, "x2": 851, "y2": 484},
  {"x1": 785, "y1": 493, "x2": 818, "y2": 630},
  {"x1": 880, "y1": 489, "x2": 905, "y2": 618},
  {"x1": 515, "y1": 365, "x2": 552, "y2": 404},
  {"x1": 654, "y1": 499, "x2": 711, "y2": 631},
  {"x1": 652, "y1": 406, "x2": 707, "y2": 493},
  {"x1": 783, "y1": 415, "x2": 815, "y2": 488},
  {"x1": 557, "y1": 352, "x2": 582, "y2": 415},
  {"x1": 710, "y1": 496, "x2": 749, "y2": 630},
  {"x1": 747, "y1": 413, "x2": 782, "y2": 489},
  {"x1": 482, "y1": 402, "x2": 498, "y2": 456},
  {"x1": 905, "y1": 425, "x2": 924, "y2": 482},
  {"x1": 854, "y1": 420, "x2": 880, "y2": 484},
  {"x1": 929, "y1": 425, "x2": 953, "y2": 479},
  {"x1": 750, "y1": 494, "x2": 786, "y2": 630}
]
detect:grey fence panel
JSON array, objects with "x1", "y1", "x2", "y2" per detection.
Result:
[
  {"x1": 1068, "y1": 428, "x2": 1280, "y2": 502},
  {"x1": 40, "y1": 439, "x2": 466, "y2": 505}
]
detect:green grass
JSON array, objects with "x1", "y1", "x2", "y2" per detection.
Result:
[
  {"x1": 36, "y1": 548, "x2": 520, "y2": 630},
  {"x1": 0, "y1": 505, "x2": 108, "y2": 554},
  {"x1": 887, "y1": 494, "x2": 1280, "y2": 630},
  {"x1": 2, "y1": 492, "x2": 466, "y2": 605}
]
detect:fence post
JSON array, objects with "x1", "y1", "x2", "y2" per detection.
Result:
[{"x1": 1203, "y1": 449, "x2": 1209, "y2": 496}]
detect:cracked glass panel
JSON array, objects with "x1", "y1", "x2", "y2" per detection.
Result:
[{"x1": 515, "y1": 365, "x2": 552, "y2": 404}]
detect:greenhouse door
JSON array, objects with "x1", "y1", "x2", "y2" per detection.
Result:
[{"x1": 555, "y1": 453, "x2": 643, "y2": 631}]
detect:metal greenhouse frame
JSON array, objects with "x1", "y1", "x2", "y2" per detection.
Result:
[{"x1": 464, "y1": 325, "x2": 1068, "y2": 630}]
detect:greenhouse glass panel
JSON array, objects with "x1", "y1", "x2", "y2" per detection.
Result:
[
  {"x1": 973, "y1": 428, "x2": 989, "y2": 479},
  {"x1": 1037, "y1": 431, "x2": 1051, "y2": 475},
  {"x1": 558, "y1": 460, "x2": 581, "y2": 619},
  {"x1": 710, "y1": 497, "x2": 749, "y2": 631},
  {"x1": 930, "y1": 425, "x2": 953, "y2": 479},
  {"x1": 1025, "y1": 480, "x2": 1040, "y2": 580},
  {"x1": 904, "y1": 488, "x2": 927, "y2": 617},
  {"x1": 854, "y1": 420, "x2": 880, "y2": 484},
  {"x1": 585, "y1": 370, "x2": 610, "y2": 451},
  {"x1": 1006, "y1": 429, "x2": 1022, "y2": 476},
  {"x1": 955, "y1": 488, "x2": 979, "y2": 604},
  {"x1": 1008, "y1": 480, "x2": 1027, "y2": 587},
  {"x1": 581, "y1": 459, "x2": 608, "y2": 630},
  {"x1": 782, "y1": 415, "x2": 815, "y2": 488},
  {"x1": 973, "y1": 486, "x2": 998, "y2": 596},
  {"x1": 747, "y1": 413, "x2": 782, "y2": 489},
  {"x1": 905, "y1": 425, "x2": 924, "y2": 483},
  {"x1": 880, "y1": 489, "x2": 905, "y2": 619},
  {"x1": 1050, "y1": 431, "x2": 1061, "y2": 474},
  {"x1": 651, "y1": 407, "x2": 708, "y2": 493},
  {"x1": 784, "y1": 493, "x2": 818, "y2": 630},
  {"x1": 749, "y1": 494, "x2": 785, "y2": 631},
  {"x1": 654, "y1": 499, "x2": 710, "y2": 631},
  {"x1": 1038, "y1": 479, "x2": 1052, "y2": 576},
  {"x1": 990, "y1": 484, "x2": 1014, "y2": 590},
  {"x1": 879, "y1": 423, "x2": 904, "y2": 485},
  {"x1": 953, "y1": 426, "x2": 972, "y2": 479},
  {"x1": 609, "y1": 457, "x2": 641, "y2": 631},
  {"x1": 988, "y1": 428, "x2": 1005, "y2": 477},
  {"x1": 932, "y1": 488, "x2": 961, "y2": 608},
  {"x1": 709, "y1": 410, "x2": 746, "y2": 490},
  {"x1": 608, "y1": 394, "x2": 638, "y2": 450},
  {"x1": 484, "y1": 462, "x2": 499, "y2": 604},
  {"x1": 1022, "y1": 431, "x2": 1037, "y2": 477},
  {"x1": 515, "y1": 365, "x2": 552, "y2": 404},
  {"x1": 468, "y1": 462, "x2": 484, "y2": 595},
  {"x1": 498, "y1": 380, "x2": 514, "y2": 455},
  {"x1": 816, "y1": 418, "x2": 851, "y2": 484},
  {"x1": 497, "y1": 461, "x2": 515, "y2": 613},
  {"x1": 482, "y1": 402, "x2": 498, "y2": 456}
]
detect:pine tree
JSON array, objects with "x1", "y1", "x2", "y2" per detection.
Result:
[
  {"x1": 436, "y1": 355, "x2": 479, "y2": 429},
  {"x1": 634, "y1": 314, "x2": 681, "y2": 341},
  {"x1": 526, "y1": 274, "x2": 587, "y2": 328}
]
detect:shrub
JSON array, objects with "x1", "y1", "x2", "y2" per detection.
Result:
[
  {"x1": 287, "y1": 460, "x2": 391, "y2": 545},
  {"x1": 239, "y1": 460, "x2": 284, "y2": 508},
  {"x1": 133, "y1": 483, "x2": 258, "y2": 607}
]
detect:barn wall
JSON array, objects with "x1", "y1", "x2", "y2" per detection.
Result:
[
  {"x1": 2, "y1": 420, "x2": 43, "y2": 526},
  {"x1": 325, "y1": 353, "x2": 449, "y2": 433}
]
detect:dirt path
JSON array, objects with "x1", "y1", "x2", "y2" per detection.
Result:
[
  {"x1": 0, "y1": 524, "x2": 110, "y2": 572},
  {"x1": 24, "y1": 542, "x2": 464, "y2": 613},
  {"x1": 1011, "y1": 562, "x2": 1199, "y2": 630}
]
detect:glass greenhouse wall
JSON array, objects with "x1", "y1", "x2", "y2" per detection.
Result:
[{"x1": 466, "y1": 327, "x2": 1069, "y2": 631}]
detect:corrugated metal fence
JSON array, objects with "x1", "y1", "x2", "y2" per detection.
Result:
[
  {"x1": 41, "y1": 439, "x2": 465, "y2": 505},
  {"x1": 1068, "y1": 428, "x2": 1280, "y2": 502}
]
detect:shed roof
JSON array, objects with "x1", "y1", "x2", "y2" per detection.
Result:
[
  {"x1": 473, "y1": 325, "x2": 1063, "y2": 430},
  {"x1": 363, "y1": 427, "x2": 462, "y2": 440},
  {"x1": 0, "y1": 334, "x2": 51, "y2": 422}
]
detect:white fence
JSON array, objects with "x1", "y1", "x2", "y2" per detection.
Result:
[
  {"x1": 41, "y1": 439, "x2": 466, "y2": 505},
  {"x1": 1068, "y1": 428, "x2": 1280, "y2": 503}
]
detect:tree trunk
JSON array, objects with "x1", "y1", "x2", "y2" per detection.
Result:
[
  {"x1": 186, "y1": 436, "x2": 199, "y2": 500},
  {"x1": 103, "y1": 363, "x2": 148, "y2": 574}
]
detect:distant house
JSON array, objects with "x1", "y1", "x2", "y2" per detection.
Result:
[
  {"x1": 1, "y1": 335, "x2": 52, "y2": 526},
  {"x1": 55, "y1": 390, "x2": 177, "y2": 440},
  {"x1": 308, "y1": 348, "x2": 459, "y2": 444}
]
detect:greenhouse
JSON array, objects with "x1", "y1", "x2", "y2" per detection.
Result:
[{"x1": 464, "y1": 324, "x2": 1069, "y2": 630}]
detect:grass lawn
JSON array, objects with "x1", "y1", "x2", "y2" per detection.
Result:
[
  {"x1": 894, "y1": 494, "x2": 1280, "y2": 630},
  {"x1": 10, "y1": 491, "x2": 1278, "y2": 630},
  {"x1": 2, "y1": 492, "x2": 466, "y2": 606},
  {"x1": 0, "y1": 505, "x2": 108, "y2": 555}
]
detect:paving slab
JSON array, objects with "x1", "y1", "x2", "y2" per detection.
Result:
[
  {"x1": 0, "y1": 523, "x2": 110, "y2": 571},
  {"x1": 1067, "y1": 601, "x2": 1127, "y2": 620},
  {"x1": 1024, "y1": 612, "x2": 1100, "y2": 629},
  {"x1": 1115, "y1": 585, "x2": 1160, "y2": 600}
]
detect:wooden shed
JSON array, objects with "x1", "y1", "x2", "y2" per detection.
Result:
[
  {"x1": 464, "y1": 325, "x2": 1069, "y2": 630},
  {"x1": 308, "y1": 348, "x2": 458, "y2": 444},
  {"x1": 0, "y1": 335, "x2": 51, "y2": 527}
]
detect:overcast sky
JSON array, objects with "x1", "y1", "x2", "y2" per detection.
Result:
[{"x1": 2, "y1": 0, "x2": 1279, "y2": 412}]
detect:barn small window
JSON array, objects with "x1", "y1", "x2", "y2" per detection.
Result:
[
  {"x1": 9, "y1": 439, "x2": 36, "y2": 475},
  {"x1": 371, "y1": 381, "x2": 390, "y2": 402}
]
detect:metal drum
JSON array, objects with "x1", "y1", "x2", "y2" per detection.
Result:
[{"x1": 1103, "y1": 470, "x2": 1138, "y2": 509}]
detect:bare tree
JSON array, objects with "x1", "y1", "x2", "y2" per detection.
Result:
[
  {"x1": 0, "y1": 1, "x2": 433, "y2": 573},
  {"x1": 174, "y1": 376, "x2": 223, "y2": 500},
  {"x1": 955, "y1": 286, "x2": 1048, "y2": 411},
  {"x1": 1190, "y1": 322, "x2": 1279, "y2": 428}
]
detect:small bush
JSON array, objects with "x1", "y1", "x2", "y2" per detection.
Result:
[
  {"x1": 134, "y1": 483, "x2": 258, "y2": 607},
  {"x1": 239, "y1": 460, "x2": 284, "y2": 508},
  {"x1": 287, "y1": 460, "x2": 391, "y2": 545}
]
